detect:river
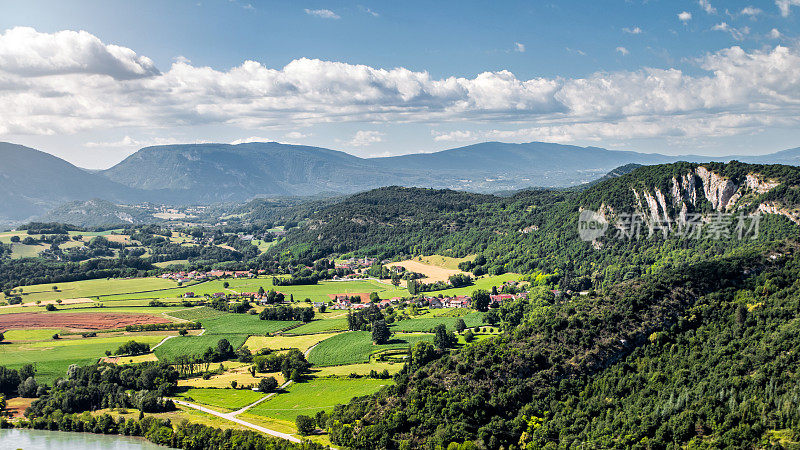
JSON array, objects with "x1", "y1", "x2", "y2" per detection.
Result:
[{"x1": 0, "y1": 428, "x2": 169, "y2": 449}]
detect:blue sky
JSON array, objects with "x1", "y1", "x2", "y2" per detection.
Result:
[{"x1": 1, "y1": 0, "x2": 800, "y2": 168}]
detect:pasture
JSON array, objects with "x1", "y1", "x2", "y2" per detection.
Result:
[
  {"x1": 201, "y1": 314, "x2": 299, "y2": 335},
  {"x1": 153, "y1": 334, "x2": 248, "y2": 361},
  {"x1": 9, "y1": 277, "x2": 178, "y2": 303},
  {"x1": 167, "y1": 306, "x2": 228, "y2": 321},
  {"x1": 177, "y1": 388, "x2": 266, "y2": 411},
  {"x1": 0, "y1": 333, "x2": 166, "y2": 383},
  {"x1": 391, "y1": 311, "x2": 484, "y2": 332},
  {"x1": 308, "y1": 331, "x2": 433, "y2": 366},
  {"x1": 284, "y1": 316, "x2": 348, "y2": 335},
  {"x1": 248, "y1": 378, "x2": 390, "y2": 422}
]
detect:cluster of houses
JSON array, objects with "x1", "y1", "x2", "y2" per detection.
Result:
[
  {"x1": 334, "y1": 257, "x2": 390, "y2": 271},
  {"x1": 326, "y1": 291, "x2": 527, "y2": 310},
  {"x1": 159, "y1": 269, "x2": 258, "y2": 284}
]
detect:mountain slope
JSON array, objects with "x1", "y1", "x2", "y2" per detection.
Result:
[
  {"x1": 0, "y1": 142, "x2": 140, "y2": 222},
  {"x1": 101, "y1": 142, "x2": 403, "y2": 201}
]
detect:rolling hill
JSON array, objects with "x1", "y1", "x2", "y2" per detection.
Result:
[{"x1": 4, "y1": 140, "x2": 800, "y2": 225}]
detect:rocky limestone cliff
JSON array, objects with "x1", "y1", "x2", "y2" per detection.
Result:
[{"x1": 626, "y1": 166, "x2": 792, "y2": 226}]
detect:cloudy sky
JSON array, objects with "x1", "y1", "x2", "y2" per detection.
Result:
[{"x1": 2, "y1": 0, "x2": 800, "y2": 168}]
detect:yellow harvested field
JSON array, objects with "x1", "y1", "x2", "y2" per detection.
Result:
[
  {"x1": 1, "y1": 297, "x2": 94, "y2": 309},
  {"x1": 386, "y1": 259, "x2": 465, "y2": 283},
  {"x1": 417, "y1": 255, "x2": 476, "y2": 270},
  {"x1": 244, "y1": 333, "x2": 340, "y2": 353},
  {"x1": 103, "y1": 353, "x2": 159, "y2": 364},
  {"x1": 310, "y1": 362, "x2": 404, "y2": 377},
  {"x1": 178, "y1": 363, "x2": 285, "y2": 389}
]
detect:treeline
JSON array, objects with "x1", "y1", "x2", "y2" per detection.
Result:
[
  {"x1": 259, "y1": 305, "x2": 314, "y2": 322},
  {"x1": 27, "y1": 362, "x2": 179, "y2": 415},
  {"x1": 0, "y1": 257, "x2": 155, "y2": 291},
  {"x1": 11, "y1": 412, "x2": 322, "y2": 450},
  {"x1": 125, "y1": 322, "x2": 201, "y2": 332}
]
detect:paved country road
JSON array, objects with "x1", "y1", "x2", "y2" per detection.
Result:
[{"x1": 173, "y1": 398, "x2": 300, "y2": 443}]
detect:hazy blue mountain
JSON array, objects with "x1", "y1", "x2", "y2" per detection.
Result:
[
  {"x1": 0, "y1": 142, "x2": 140, "y2": 223},
  {"x1": 100, "y1": 142, "x2": 401, "y2": 201},
  {"x1": 5, "y1": 140, "x2": 800, "y2": 225}
]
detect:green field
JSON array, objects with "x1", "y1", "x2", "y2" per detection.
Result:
[
  {"x1": 167, "y1": 306, "x2": 228, "y2": 321},
  {"x1": 426, "y1": 273, "x2": 522, "y2": 297},
  {"x1": 100, "y1": 278, "x2": 409, "y2": 303},
  {"x1": 308, "y1": 331, "x2": 433, "y2": 366},
  {"x1": 1, "y1": 328, "x2": 62, "y2": 341},
  {"x1": 153, "y1": 334, "x2": 248, "y2": 361},
  {"x1": 284, "y1": 317, "x2": 348, "y2": 335},
  {"x1": 248, "y1": 378, "x2": 390, "y2": 422},
  {"x1": 177, "y1": 388, "x2": 265, "y2": 411},
  {"x1": 9, "y1": 277, "x2": 179, "y2": 303},
  {"x1": 201, "y1": 314, "x2": 299, "y2": 335},
  {"x1": 391, "y1": 311, "x2": 484, "y2": 332},
  {"x1": 0, "y1": 334, "x2": 166, "y2": 383}
]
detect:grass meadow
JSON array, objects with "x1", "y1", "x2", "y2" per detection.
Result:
[
  {"x1": 153, "y1": 334, "x2": 248, "y2": 361},
  {"x1": 307, "y1": 331, "x2": 433, "y2": 366},
  {"x1": 177, "y1": 388, "x2": 265, "y2": 411},
  {"x1": 0, "y1": 333, "x2": 166, "y2": 383},
  {"x1": 391, "y1": 311, "x2": 484, "y2": 332},
  {"x1": 248, "y1": 378, "x2": 390, "y2": 422}
]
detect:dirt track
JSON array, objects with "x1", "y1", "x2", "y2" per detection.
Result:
[{"x1": 0, "y1": 312, "x2": 170, "y2": 331}]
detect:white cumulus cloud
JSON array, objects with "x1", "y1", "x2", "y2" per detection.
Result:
[
  {"x1": 740, "y1": 6, "x2": 762, "y2": 15},
  {"x1": 3, "y1": 27, "x2": 800, "y2": 146},
  {"x1": 348, "y1": 130, "x2": 384, "y2": 147},
  {"x1": 678, "y1": 11, "x2": 693, "y2": 22},
  {"x1": 514, "y1": 42, "x2": 526, "y2": 52},
  {"x1": 776, "y1": 0, "x2": 800, "y2": 16},
  {"x1": 616, "y1": 46, "x2": 629, "y2": 56},
  {"x1": 623, "y1": 27, "x2": 643, "y2": 34},
  {"x1": 698, "y1": 0, "x2": 717, "y2": 14},
  {"x1": 0, "y1": 27, "x2": 159, "y2": 80}
]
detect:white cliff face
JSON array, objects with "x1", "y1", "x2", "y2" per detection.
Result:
[
  {"x1": 621, "y1": 167, "x2": 794, "y2": 225},
  {"x1": 758, "y1": 202, "x2": 800, "y2": 224},
  {"x1": 695, "y1": 166, "x2": 739, "y2": 211}
]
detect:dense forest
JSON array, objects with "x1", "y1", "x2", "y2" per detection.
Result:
[{"x1": 324, "y1": 244, "x2": 800, "y2": 448}]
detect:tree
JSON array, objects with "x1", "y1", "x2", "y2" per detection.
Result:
[
  {"x1": 0, "y1": 393, "x2": 5, "y2": 411},
  {"x1": 259, "y1": 376, "x2": 278, "y2": 392},
  {"x1": 464, "y1": 329, "x2": 475, "y2": 343},
  {"x1": 223, "y1": 281, "x2": 230, "y2": 289},
  {"x1": 472, "y1": 289, "x2": 491, "y2": 312},
  {"x1": 455, "y1": 318, "x2": 467, "y2": 333},
  {"x1": 319, "y1": 304, "x2": 327, "y2": 313},
  {"x1": 433, "y1": 324, "x2": 456, "y2": 350},
  {"x1": 0, "y1": 332, "x2": 3, "y2": 343},
  {"x1": 372, "y1": 320, "x2": 391, "y2": 344},
  {"x1": 258, "y1": 286, "x2": 265, "y2": 296},
  {"x1": 370, "y1": 292, "x2": 380, "y2": 303},
  {"x1": 291, "y1": 369, "x2": 302, "y2": 382},
  {"x1": 9, "y1": 235, "x2": 19, "y2": 243},
  {"x1": 296, "y1": 414, "x2": 315, "y2": 435},
  {"x1": 178, "y1": 329, "x2": 188, "y2": 336},
  {"x1": 45, "y1": 304, "x2": 57, "y2": 311},
  {"x1": 52, "y1": 285, "x2": 58, "y2": 291},
  {"x1": 18, "y1": 376, "x2": 38, "y2": 398},
  {"x1": 230, "y1": 380, "x2": 238, "y2": 389}
]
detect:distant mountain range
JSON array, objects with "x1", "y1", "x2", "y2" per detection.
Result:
[{"x1": 2, "y1": 140, "x2": 800, "y2": 224}]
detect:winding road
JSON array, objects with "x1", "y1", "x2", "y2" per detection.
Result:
[{"x1": 174, "y1": 380, "x2": 300, "y2": 443}]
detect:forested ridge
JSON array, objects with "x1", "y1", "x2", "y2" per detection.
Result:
[
  {"x1": 324, "y1": 244, "x2": 800, "y2": 448},
  {"x1": 275, "y1": 162, "x2": 800, "y2": 290}
]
